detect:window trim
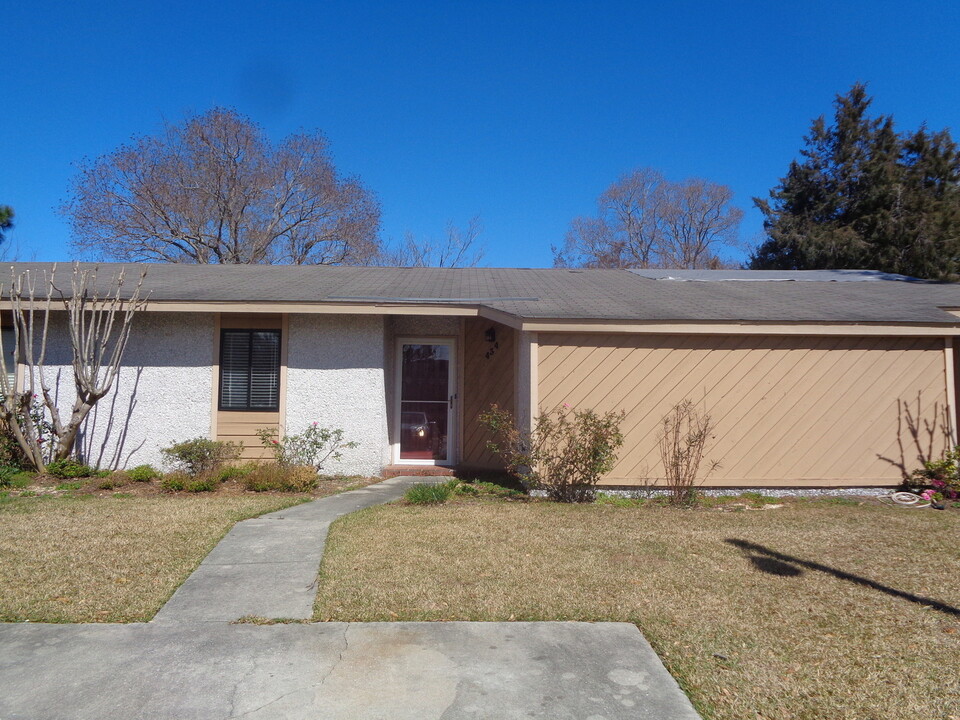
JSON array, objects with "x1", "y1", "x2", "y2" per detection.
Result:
[{"x1": 217, "y1": 328, "x2": 281, "y2": 412}]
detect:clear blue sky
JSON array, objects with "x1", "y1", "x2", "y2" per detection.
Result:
[{"x1": 3, "y1": 0, "x2": 959, "y2": 267}]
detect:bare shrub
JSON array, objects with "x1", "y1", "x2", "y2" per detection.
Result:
[
  {"x1": 480, "y1": 403, "x2": 625, "y2": 503},
  {"x1": 658, "y1": 399, "x2": 719, "y2": 505}
]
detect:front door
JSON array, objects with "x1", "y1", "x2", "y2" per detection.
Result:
[{"x1": 395, "y1": 339, "x2": 455, "y2": 464}]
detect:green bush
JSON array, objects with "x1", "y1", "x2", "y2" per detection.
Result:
[
  {"x1": 215, "y1": 464, "x2": 254, "y2": 483},
  {"x1": 160, "y1": 472, "x2": 219, "y2": 493},
  {"x1": 45, "y1": 458, "x2": 95, "y2": 479},
  {"x1": 909, "y1": 446, "x2": 960, "y2": 500},
  {"x1": 256, "y1": 423, "x2": 358, "y2": 471},
  {"x1": 404, "y1": 483, "x2": 452, "y2": 505},
  {"x1": 479, "y1": 402, "x2": 625, "y2": 503},
  {"x1": 241, "y1": 463, "x2": 318, "y2": 492},
  {"x1": 0, "y1": 465, "x2": 20, "y2": 487},
  {"x1": 161, "y1": 438, "x2": 242, "y2": 476},
  {"x1": 127, "y1": 464, "x2": 160, "y2": 483}
]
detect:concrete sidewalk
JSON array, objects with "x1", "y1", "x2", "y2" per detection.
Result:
[
  {"x1": 153, "y1": 476, "x2": 434, "y2": 623},
  {"x1": 0, "y1": 621, "x2": 702, "y2": 720}
]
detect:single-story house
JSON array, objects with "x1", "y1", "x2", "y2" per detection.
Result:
[{"x1": 7, "y1": 263, "x2": 960, "y2": 488}]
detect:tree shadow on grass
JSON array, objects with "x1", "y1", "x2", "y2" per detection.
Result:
[{"x1": 726, "y1": 538, "x2": 960, "y2": 618}]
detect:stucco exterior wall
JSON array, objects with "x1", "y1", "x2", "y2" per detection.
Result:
[
  {"x1": 285, "y1": 314, "x2": 388, "y2": 477},
  {"x1": 41, "y1": 312, "x2": 214, "y2": 470},
  {"x1": 538, "y1": 332, "x2": 953, "y2": 487}
]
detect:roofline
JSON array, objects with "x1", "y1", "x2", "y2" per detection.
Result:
[
  {"x1": 518, "y1": 319, "x2": 960, "y2": 335},
  {"x1": 4, "y1": 299, "x2": 957, "y2": 335}
]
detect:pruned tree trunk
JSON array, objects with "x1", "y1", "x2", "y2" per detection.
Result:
[{"x1": 0, "y1": 264, "x2": 147, "y2": 471}]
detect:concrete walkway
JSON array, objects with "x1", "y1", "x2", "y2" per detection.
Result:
[
  {"x1": 0, "y1": 621, "x2": 701, "y2": 719},
  {"x1": 0, "y1": 476, "x2": 703, "y2": 719},
  {"x1": 153, "y1": 475, "x2": 432, "y2": 623}
]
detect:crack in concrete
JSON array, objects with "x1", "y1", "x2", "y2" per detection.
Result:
[
  {"x1": 227, "y1": 686, "x2": 307, "y2": 719},
  {"x1": 316, "y1": 625, "x2": 350, "y2": 689}
]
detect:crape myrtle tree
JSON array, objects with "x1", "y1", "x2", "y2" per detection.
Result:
[
  {"x1": 0, "y1": 264, "x2": 147, "y2": 471},
  {"x1": 751, "y1": 84, "x2": 960, "y2": 280},
  {"x1": 62, "y1": 108, "x2": 381, "y2": 265},
  {"x1": 554, "y1": 167, "x2": 744, "y2": 269}
]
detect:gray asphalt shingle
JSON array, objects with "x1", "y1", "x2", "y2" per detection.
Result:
[{"x1": 4, "y1": 262, "x2": 960, "y2": 324}]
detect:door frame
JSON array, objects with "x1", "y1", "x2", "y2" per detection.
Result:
[{"x1": 393, "y1": 336, "x2": 457, "y2": 466}]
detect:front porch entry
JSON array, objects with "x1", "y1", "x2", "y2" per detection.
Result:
[{"x1": 393, "y1": 338, "x2": 457, "y2": 466}]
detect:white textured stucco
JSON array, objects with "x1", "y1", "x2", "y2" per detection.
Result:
[
  {"x1": 39, "y1": 312, "x2": 214, "y2": 470},
  {"x1": 285, "y1": 315, "x2": 388, "y2": 477}
]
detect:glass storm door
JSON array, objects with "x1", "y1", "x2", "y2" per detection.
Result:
[{"x1": 397, "y1": 340, "x2": 455, "y2": 463}]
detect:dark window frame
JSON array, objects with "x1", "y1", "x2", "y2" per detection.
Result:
[{"x1": 218, "y1": 329, "x2": 281, "y2": 412}]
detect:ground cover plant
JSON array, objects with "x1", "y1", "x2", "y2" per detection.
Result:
[
  {"x1": 0, "y1": 494, "x2": 303, "y2": 622},
  {"x1": 314, "y1": 495, "x2": 960, "y2": 720}
]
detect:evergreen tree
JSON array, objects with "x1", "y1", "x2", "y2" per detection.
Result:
[
  {"x1": 751, "y1": 84, "x2": 960, "y2": 279},
  {"x1": 0, "y1": 206, "x2": 12, "y2": 243}
]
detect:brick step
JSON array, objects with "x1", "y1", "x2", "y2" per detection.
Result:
[{"x1": 382, "y1": 465, "x2": 457, "y2": 479}]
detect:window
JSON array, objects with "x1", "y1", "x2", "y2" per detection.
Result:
[{"x1": 219, "y1": 330, "x2": 281, "y2": 411}]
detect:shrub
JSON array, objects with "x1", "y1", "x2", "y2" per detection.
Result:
[
  {"x1": 479, "y1": 403, "x2": 625, "y2": 503},
  {"x1": 256, "y1": 423, "x2": 358, "y2": 471},
  {"x1": 97, "y1": 477, "x2": 121, "y2": 490},
  {"x1": 161, "y1": 438, "x2": 242, "y2": 476},
  {"x1": 160, "y1": 473, "x2": 188, "y2": 492},
  {"x1": 909, "y1": 446, "x2": 960, "y2": 500},
  {"x1": 404, "y1": 482, "x2": 452, "y2": 505},
  {"x1": 241, "y1": 463, "x2": 318, "y2": 492},
  {"x1": 45, "y1": 458, "x2": 95, "y2": 479},
  {"x1": 0, "y1": 465, "x2": 20, "y2": 487},
  {"x1": 160, "y1": 472, "x2": 219, "y2": 493},
  {"x1": 127, "y1": 464, "x2": 159, "y2": 483},
  {"x1": 214, "y1": 463, "x2": 254, "y2": 483},
  {"x1": 657, "y1": 400, "x2": 720, "y2": 506}
]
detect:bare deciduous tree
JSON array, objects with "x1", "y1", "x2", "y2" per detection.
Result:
[
  {"x1": 554, "y1": 168, "x2": 744, "y2": 269},
  {"x1": 62, "y1": 108, "x2": 381, "y2": 265},
  {"x1": 0, "y1": 264, "x2": 147, "y2": 471},
  {"x1": 379, "y1": 216, "x2": 485, "y2": 267}
]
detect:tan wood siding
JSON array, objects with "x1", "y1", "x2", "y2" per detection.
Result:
[
  {"x1": 215, "y1": 314, "x2": 283, "y2": 459},
  {"x1": 461, "y1": 319, "x2": 516, "y2": 469},
  {"x1": 538, "y1": 333, "x2": 952, "y2": 487}
]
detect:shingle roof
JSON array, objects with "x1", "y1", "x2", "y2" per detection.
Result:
[{"x1": 4, "y1": 262, "x2": 960, "y2": 325}]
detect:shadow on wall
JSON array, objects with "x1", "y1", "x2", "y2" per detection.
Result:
[
  {"x1": 76, "y1": 367, "x2": 145, "y2": 471},
  {"x1": 877, "y1": 394, "x2": 952, "y2": 480},
  {"x1": 726, "y1": 539, "x2": 960, "y2": 618}
]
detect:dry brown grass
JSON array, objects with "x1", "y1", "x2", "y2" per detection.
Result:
[
  {"x1": 0, "y1": 494, "x2": 302, "y2": 622},
  {"x1": 315, "y1": 499, "x2": 960, "y2": 720}
]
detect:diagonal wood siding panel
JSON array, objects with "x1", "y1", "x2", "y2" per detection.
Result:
[
  {"x1": 461, "y1": 319, "x2": 515, "y2": 468},
  {"x1": 538, "y1": 333, "x2": 951, "y2": 487}
]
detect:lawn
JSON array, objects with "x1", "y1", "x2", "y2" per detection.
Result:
[
  {"x1": 0, "y1": 493, "x2": 303, "y2": 622},
  {"x1": 315, "y1": 497, "x2": 960, "y2": 720}
]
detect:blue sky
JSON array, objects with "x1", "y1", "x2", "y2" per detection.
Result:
[{"x1": 3, "y1": 0, "x2": 959, "y2": 267}]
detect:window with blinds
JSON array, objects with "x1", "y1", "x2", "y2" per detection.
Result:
[{"x1": 219, "y1": 330, "x2": 281, "y2": 411}]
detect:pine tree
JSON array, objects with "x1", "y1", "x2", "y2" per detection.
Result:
[{"x1": 750, "y1": 84, "x2": 960, "y2": 279}]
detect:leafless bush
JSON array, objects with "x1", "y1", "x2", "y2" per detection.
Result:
[{"x1": 658, "y1": 400, "x2": 719, "y2": 505}]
